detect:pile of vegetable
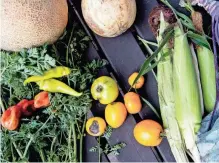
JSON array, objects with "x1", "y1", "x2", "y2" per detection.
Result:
[
  {"x1": 87, "y1": 73, "x2": 164, "y2": 148},
  {"x1": 1, "y1": 0, "x2": 218, "y2": 162},
  {"x1": 0, "y1": 23, "x2": 107, "y2": 162}
]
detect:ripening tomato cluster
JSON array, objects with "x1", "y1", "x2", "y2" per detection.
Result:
[
  {"x1": 1, "y1": 91, "x2": 50, "y2": 131},
  {"x1": 86, "y1": 72, "x2": 163, "y2": 147}
]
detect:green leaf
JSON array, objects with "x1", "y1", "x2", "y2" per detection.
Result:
[
  {"x1": 132, "y1": 28, "x2": 174, "y2": 88},
  {"x1": 141, "y1": 97, "x2": 161, "y2": 119},
  {"x1": 102, "y1": 126, "x2": 113, "y2": 140},
  {"x1": 137, "y1": 36, "x2": 157, "y2": 80},
  {"x1": 137, "y1": 37, "x2": 158, "y2": 48},
  {"x1": 179, "y1": 0, "x2": 194, "y2": 12},
  {"x1": 175, "y1": 11, "x2": 197, "y2": 32},
  {"x1": 187, "y1": 31, "x2": 211, "y2": 50}
]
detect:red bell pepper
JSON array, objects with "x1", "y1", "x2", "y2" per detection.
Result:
[
  {"x1": 34, "y1": 91, "x2": 50, "y2": 109},
  {"x1": 17, "y1": 99, "x2": 35, "y2": 116},
  {"x1": 1, "y1": 106, "x2": 21, "y2": 130}
]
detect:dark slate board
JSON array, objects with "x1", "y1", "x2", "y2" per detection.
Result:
[
  {"x1": 135, "y1": 0, "x2": 159, "y2": 41},
  {"x1": 72, "y1": 0, "x2": 177, "y2": 162},
  {"x1": 84, "y1": 135, "x2": 109, "y2": 162},
  {"x1": 84, "y1": 42, "x2": 159, "y2": 162},
  {"x1": 93, "y1": 13, "x2": 175, "y2": 163},
  {"x1": 93, "y1": 33, "x2": 166, "y2": 162}
]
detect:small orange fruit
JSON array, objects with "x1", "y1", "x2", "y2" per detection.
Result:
[
  {"x1": 133, "y1": 120, "x2": 163, "y2": 146},
  {"x1": 128, "y1": 72, "x2": 145, "y2": 89},
  {"x1": 105, "y1": 102, "x2": 127, "y2": 128},
  {"x1": 86, "y1": 117, "x2": 106, "y2": 136},
  {"x1": 124, "y1": 92, "x2": 142, "y2": 114}
]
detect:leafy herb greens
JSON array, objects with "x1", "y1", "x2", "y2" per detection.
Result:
[
  {"x1": 0, "y1": 46, "x2": 56, "y2": 103},
  {"x1": 89, "y1": 126, "x2": 126, "y2": 161}
]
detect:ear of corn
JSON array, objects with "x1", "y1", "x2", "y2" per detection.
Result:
[
  {"x1": 141, "y1": 8, "x2": 203, "y2": 162},
  {"x1": 191, "y1": 11, "x2": 216, "y2": 113},
  {"x1": 197, "y1": 45, "x2": 216, "y2": 112},
  {"x1": 157, "y1": 13, "x2": 189, "y2": 162},
  {"x1": 173, "y1": 26, "x2": 202, "y2": 162}
]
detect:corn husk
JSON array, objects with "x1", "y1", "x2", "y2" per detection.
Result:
[
  {"x1": 157, "y1": 13, "x2": 189, "y2": 162},
  {"x1": 173, "y1": 26, "x2": 202, "y2": 162}
]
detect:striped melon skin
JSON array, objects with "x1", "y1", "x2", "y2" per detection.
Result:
[{"x1": 0, "y1": 0, "x2": 68, "y2": 51}]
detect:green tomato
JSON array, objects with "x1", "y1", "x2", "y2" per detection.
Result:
[{"x1": 91, "y1": 76, "x2": 119, "y2": 104}]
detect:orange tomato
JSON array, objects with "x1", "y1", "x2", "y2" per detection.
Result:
[
  {"x1": 124, "y1": 92, "x2": 142, "y2": 114},
  {"x1": 128, "y1": 72, "x2": 145, "y2": 89},
  {"x1": 86, "y1": 117, "x2": 106, "y2": 136},
  {"x1": 134, "y1": 120, "x2": 163, "y2": 146},
  {"x1": 105, "y1": 102, "x2": 127, "y2": 128}
]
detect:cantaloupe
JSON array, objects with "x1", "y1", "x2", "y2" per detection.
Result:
[{"x1": 0, "y1": 0, "x2": 68, "y2": 51}]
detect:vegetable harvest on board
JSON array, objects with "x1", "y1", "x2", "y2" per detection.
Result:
[{"x1": 1, "y1": 0, "x2": 218, "y2": 162}]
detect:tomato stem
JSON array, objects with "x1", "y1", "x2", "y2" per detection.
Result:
[{"x1": 160, "y1": 132, "x2": 166, "y2": 137}]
